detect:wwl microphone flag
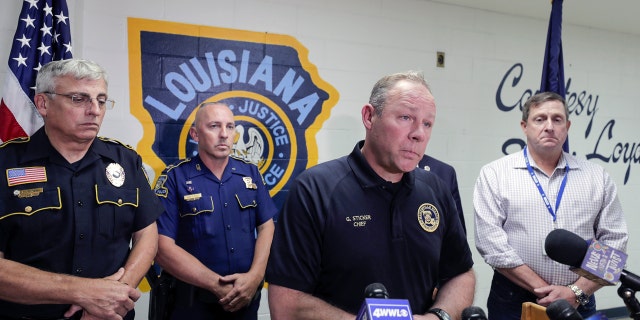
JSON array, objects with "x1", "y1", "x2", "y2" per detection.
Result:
[
  {"x1": 0, "y1": 0, "x2": 73, "y2": 143},
  {"x1": 540, "y1": 0, "x2": 569, "y2": 152}
]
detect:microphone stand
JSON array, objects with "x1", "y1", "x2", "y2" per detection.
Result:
[{"x1": 618, "y1": 285, "x2": 640, "y2": 319}]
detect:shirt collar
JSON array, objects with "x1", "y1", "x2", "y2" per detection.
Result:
[
  {"x1": 517, "y1": 148, "x2": 579, "y2": 172},
  {"x1": 347, "y1": 140, "x2": 415, "y2": 189},
  {"x1": 188, "y1": 155, "x2": 251, "y2": 181},
  {"x1": 20, "y1": 128, "x2": 53, "y2": 164}
]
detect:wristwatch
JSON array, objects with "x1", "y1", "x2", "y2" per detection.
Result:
[
  {"x1": 428, "y1": 308, "x2": 451, "y2": 320},
  {"x1": 567, "y1": 284, "x2": 590, "y2": 306}
]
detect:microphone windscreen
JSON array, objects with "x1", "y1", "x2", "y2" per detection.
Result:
[
  {"x1": 461, "y1": 306, "x2": 487, "y2": 319},
  {"x1": 546, "y1": 299, "x2": 583, "y2": 320},
  {"x1": 364, "y1": 282, "x2": 389, "y2": 299},
  {"x1": 544, "y1": 229, "x2": 589, "y2": 267}
]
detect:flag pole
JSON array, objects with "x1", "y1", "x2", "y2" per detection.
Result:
[{"x1": 540, "y1": 0, "x2": 568, "y2": 152}]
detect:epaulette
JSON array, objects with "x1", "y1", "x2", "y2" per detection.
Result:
[
  {"x1": 165, "y1": 158, "x2": 192, "y2": 173},
  {"x1": 0, "y1": 136, "x2": 30, "y2": 148},
  {"x1": 230, "y1": 154, "x2": 252, "y2": 164},
  {"x1": 98, "y1": 136, "x2": 134, "y2": 150},
  {"x1": 230, "y1": 154, "x2": 264, "y2": 168}
]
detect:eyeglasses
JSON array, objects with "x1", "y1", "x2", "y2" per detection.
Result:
[{"x1": 44, "y1": 92, "x2": 115, "y2": 110}]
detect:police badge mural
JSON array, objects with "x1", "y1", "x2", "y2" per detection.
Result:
[{"x1": 128, "y1": 18, "x2": 339, "y2": 208}]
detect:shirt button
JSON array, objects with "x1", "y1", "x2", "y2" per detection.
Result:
[
  {"x1": 224, "y1": 203, "x2": 228, "y2": 207},
  {"x1": 226, "y1": 225, "x2": 231, "y2": 230},
  {"x1": 192, "y1": 207, "x2": 197, "y2": 212},
  {"x1": 230, "y1": 248, "x2": 235, "y2": 253},
  {"x1": 77, "y1": 201, "x2": 83, "y2": 207},
  {"x1": 76, "y1": 268, "x2": 83, "y2": 274},
  {"x1": 24, "y1": 206, "x2": 32, "y2": 213},
  {"x1": 79, "y1": 233, "x2": 85, "y2": 239},
  {"x1": 117, "y1": 199, "x2": 123, "y2": 205}
]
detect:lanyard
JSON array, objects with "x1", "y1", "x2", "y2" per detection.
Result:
[{"x1": 523, "y1": 147, "x2": 569, "y2": 222}]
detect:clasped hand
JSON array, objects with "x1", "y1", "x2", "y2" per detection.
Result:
[{"x1": 64, "y1": 268, "x2": 140, "y2": 320}]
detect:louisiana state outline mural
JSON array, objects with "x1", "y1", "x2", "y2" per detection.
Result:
[{"x1": 128, "y1": 18, "x2": 339, "y2": 208}]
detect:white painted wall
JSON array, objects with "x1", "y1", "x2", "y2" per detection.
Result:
[{"x1": 2, "y1": 0, "x2": 639, "y2": 317}]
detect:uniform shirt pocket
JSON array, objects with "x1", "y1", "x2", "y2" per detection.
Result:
[
  {"x1": 234, "y1": 193, "x2": 257, "y2": 233},
  {"x1": 2, "y1": 187, "x2": 62, "y2": 219},
  {"x1": 0, "y1": 187, "x2": 64, "y2": 252},
  {"x1": 178, "y1": 196, "x2": 214, "y2": 239},
  {"x1": 95, "y1": 184, "x2": 138, "y2": 238},
  {"x1": 178, "y1": 195, "x2": 214, "y2": 218}
]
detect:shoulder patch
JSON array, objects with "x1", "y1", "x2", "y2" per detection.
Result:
[
  {"x1": 0, "y1": 136, "x2": 30, "y2": 148},
  {"x1": 154, "y1": 174, "x2": 169, "y2": 198},
  {"x1": 98, "y1": 136, "x2": 134, "y2": 150}
]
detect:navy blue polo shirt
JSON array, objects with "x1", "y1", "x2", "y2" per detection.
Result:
[
  {"x1": 266, "y1": 141, "x2": 473, "y2": 315},
  {"x1": 155, "y1": 155, "x2": 277, "y2": 276},
  {"x1": 0, "y1": 128, "x2": 162, "y2": 319}
]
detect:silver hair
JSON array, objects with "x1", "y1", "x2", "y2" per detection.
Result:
[{"x1": 35, "y1": 59, "x2": 108, "y2": 94}]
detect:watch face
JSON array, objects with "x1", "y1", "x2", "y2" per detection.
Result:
[
  {"x1": 568, "y1": 285, "x2": 589, "y2": 305},
  {"x1": 578, "y1": 296, "x2": 590, "y2": 305}
]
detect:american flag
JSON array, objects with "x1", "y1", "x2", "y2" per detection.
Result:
[
  {"x1": 0, "y1": 0, "x2": 72, "y2": 143},
  {"x1": 7, "y1": 166, "x2": 48, "y2": 186}
]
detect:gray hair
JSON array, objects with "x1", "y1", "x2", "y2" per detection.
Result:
[
  {"x1": 368, "y1": 71, "x2": 430, "y2": 116},
  {"x1": 522, "y1": 92, "x2": 569, "y2": 122},
  {"x1": 35, "y1": 59, "x2": 108, "y2": 94}
]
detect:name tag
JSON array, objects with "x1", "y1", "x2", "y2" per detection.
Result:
[
  {"x1": 15, "y1": 188, "x2": 44, "y2": 198},
  {"x1": 184, "y1": 193, "x2": 202, "y2": 201}
]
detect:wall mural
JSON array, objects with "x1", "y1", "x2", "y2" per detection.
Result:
[
  {"x1": 127, "y1": 18, "x2": 339, "y2": 209},
  {"x1": 496, "y1": 63, "x2": 637, "y2": 184}
]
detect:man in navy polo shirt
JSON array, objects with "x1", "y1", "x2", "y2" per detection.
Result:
[{"x1": 266, "y1": 71, "x2": 475, "y2": 320}]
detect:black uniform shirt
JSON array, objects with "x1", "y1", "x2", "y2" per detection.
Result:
[
  {"x1": 267, "y1": 141, "x2": 473, "y2": 314},
  {"x1": 0, "y1": 128, "x2": 161, "y2": 318}
]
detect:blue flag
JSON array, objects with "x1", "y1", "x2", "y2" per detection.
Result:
[
  {"x1": 540, "y1": 0, "x2": 568, "y2": 151},
  {"x1": 0, "y1": 0, "x2": 73, "y2": 142}
]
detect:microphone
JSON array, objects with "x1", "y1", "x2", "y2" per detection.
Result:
[
  {"x1": 356, "y1": 283, "x2": 413, "y2": 320},
  {"x1": 544, "y1": 229, "x2": 629, "y2": 287},
  {"x1": 546, "y1": 299, "x2": 583, "y2": 320},
  {"x1": 365, "y1": 282, "x2": 390, "y2": 299},
  {"x1": 461, "y1": 306, "x2": 487, "y2": 320}
]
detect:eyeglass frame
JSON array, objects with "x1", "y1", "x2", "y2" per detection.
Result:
[{"x1": 43, "y1": 92, "x2": 115, "y2": 110}]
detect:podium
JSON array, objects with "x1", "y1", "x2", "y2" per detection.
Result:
[{"x1": 521, "y1": 302, "x2": 549, "y2": 320}]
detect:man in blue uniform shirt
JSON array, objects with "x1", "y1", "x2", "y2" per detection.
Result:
[
  {"x1": 266, "y1": 71, "x2": 475, "y2": 320},
  {"x1": 154, "y1": 102, "x2": 277, "y2": 320},
  {"x1": 0, "y1": 59, "x2": 161, "y2": 320}
]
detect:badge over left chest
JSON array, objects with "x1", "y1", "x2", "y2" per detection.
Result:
[
  {"x1": 106, "y1": 163, "x2": 125, "y2": 187},
  {"x1": 418, "y1": 203, "x2": 440, "y2": 232},
  {"x1": 243, "y1": 176, "x2": 257, "y2": 189}
]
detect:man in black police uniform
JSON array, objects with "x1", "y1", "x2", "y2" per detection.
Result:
[
  {"x1": 266, "y1": 71, "x2": 475, "y2": 320},
  {"x1": 0, "y1": 59, "x2": 161, "y2": 320}
]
